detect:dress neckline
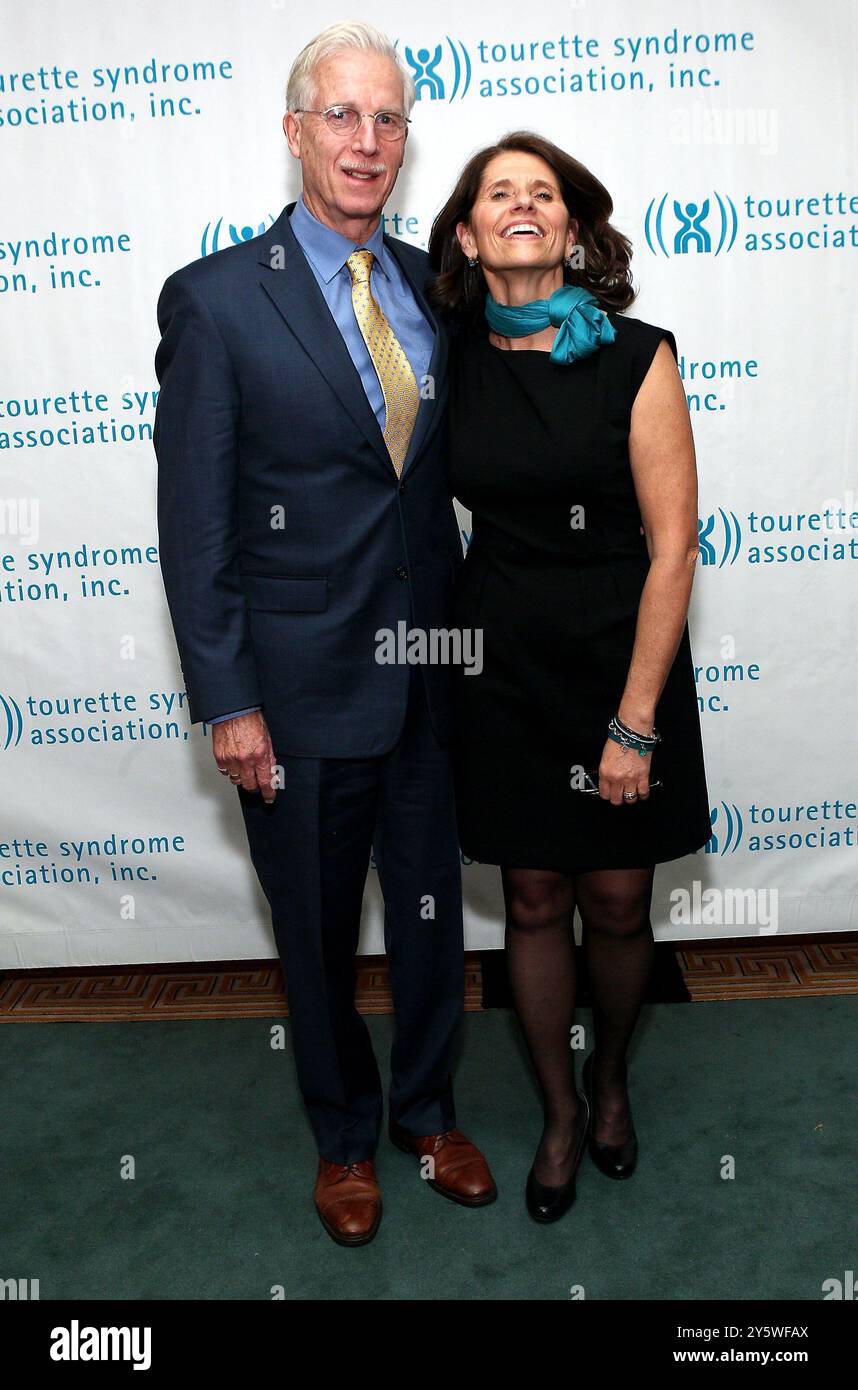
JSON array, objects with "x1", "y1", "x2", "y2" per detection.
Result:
[
  {"x1": 488, "y1": 344, "x2": 552, "y2": 355},
  {"x1": 482, "y1": 333, "x2": 556, "y2": 359}
]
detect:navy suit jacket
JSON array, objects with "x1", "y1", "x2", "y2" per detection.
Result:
[{"x1": 153, "y1": 202, "x2": 463, "y2": 756}]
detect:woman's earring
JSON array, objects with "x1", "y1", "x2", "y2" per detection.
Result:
[
  {"x1": 563, "y1": 254, "x2": 574, "y2": 268},
  {"x1": 467, "y1": 255, "x2": 479, "y2": 268}
]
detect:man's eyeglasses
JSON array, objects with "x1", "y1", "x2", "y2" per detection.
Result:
[{"x1": 294, "y1": 105, "x2": 410, "y2": 141}]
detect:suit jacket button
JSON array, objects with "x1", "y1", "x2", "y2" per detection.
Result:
[{"x1": 394, "y1": 565, "x2": 408, "y2": 580}]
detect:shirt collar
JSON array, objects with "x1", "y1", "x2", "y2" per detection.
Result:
[{"x1": 289, "y1": 193, "x2": 391, "y2": 285}]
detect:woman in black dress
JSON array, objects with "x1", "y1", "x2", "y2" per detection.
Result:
[{"x1": 428, "y1": 132, "x2": 712, "y2": 1221}]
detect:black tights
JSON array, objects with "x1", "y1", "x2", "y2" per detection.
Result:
[{"x1": 502, "y1": 865, "x2": 655, "y2": 1186}]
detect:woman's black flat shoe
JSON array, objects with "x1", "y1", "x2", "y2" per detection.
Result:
[
  {"x1": 582, "y1": 1050, "x2": 638, "y2": 1179},
  {"x1": 525, "y1": 1093, "x2": 590, "y2": 1223}
]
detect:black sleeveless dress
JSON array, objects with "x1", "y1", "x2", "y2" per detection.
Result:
[{"x1": 448, "y1": 312, "x2": 713, "y2": 871}]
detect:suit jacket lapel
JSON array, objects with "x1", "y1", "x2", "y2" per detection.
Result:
[
  {"x1": 258, "y1": 205, "x2": 447, "y2": 479},
  {"x1": 258, "y1": 206, "x2": 391, "y2": 470}
]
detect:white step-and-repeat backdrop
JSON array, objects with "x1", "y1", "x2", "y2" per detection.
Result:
[{"x1": 2, "y1": 0, "x2": 856, "y2": 967}]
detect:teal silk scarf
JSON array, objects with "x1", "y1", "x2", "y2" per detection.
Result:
[{"x1": 484, "y1": 283, "x2": 616, "y2": 364}]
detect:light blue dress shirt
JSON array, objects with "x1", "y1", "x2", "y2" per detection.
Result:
[
  {"x1": 208, "y1": 193, "x2": 435, "y2": 726},
  {"x1": 288, "y1": 192, "x2": 435, "y2": 430}
]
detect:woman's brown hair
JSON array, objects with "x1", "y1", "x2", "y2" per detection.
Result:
[{"x1": 427, "y1": 130, "x2": 636, "y2": 324}]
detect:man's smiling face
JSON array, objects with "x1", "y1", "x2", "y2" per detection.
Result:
[{"x1": 283, "y1": 50, "x2": 408, "y2": 238}]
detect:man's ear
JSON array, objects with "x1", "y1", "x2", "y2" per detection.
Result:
[{"x1": 283, "y1": 112, "x2": 301, "y2": 159}]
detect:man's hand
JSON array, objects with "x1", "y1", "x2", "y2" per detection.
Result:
[{"x1": 212, "y1": 711, "x2": 278, "y2": 804}]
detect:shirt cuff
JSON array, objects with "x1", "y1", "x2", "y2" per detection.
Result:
[{"x1": 207, "y1": 706, "x2": 262, "y2": 724}]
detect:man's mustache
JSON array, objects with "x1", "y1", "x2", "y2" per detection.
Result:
[{"x1": 339, "y1": 160, "x2": 388, "y2": 175}]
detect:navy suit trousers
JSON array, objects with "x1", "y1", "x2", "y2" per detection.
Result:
[{"x1": 237, "y1": 667, "x2": 464, "y2": 1164}]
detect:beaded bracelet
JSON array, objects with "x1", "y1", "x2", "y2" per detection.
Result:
[{"x1": 607, "y1": 713, "x2": 662, "y2": 757}]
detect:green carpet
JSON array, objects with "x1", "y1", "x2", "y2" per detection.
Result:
[{"x1": 0, "y1": 999, "x2": 854, "y2": 1300}]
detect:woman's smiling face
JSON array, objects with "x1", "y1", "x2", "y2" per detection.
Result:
[{"x1": 457, "y1": 150, "x2": 578, "y2": 274}]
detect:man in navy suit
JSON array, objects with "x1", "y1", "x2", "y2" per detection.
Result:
[{"x1": 153, "y1": 21, "x2": 495, "y2": 1245}]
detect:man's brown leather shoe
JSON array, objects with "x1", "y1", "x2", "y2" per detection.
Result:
[
  {"x1": 390, "y1": 1124, "x2": 497, "y2": 1206},
  {"x1": 314, "y1": 1158, "x2": 382, "y2": 1247}
]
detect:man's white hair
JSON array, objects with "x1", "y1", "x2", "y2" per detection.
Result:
[{"x1": 286, "y1": 20, "x2": 416, "y2": 115}]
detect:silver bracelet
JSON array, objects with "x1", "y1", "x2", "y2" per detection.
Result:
[{"x1": 608, "y1": 714, "x2": 661, "y2": 755}]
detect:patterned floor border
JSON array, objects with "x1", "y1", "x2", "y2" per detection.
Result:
[{"x1": 0, "y1": 934, "x2": 855, "y2": 1022}]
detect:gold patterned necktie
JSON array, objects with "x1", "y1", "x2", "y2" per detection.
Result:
[{"x1": 346, "y1": 249, "x2": 420, "y2": 476}]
